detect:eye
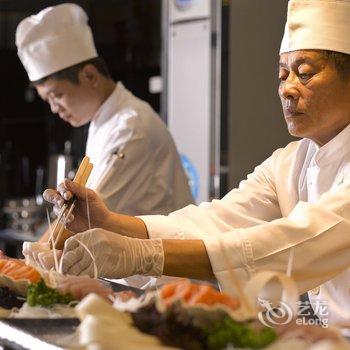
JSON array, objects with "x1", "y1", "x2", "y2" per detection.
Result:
[
  {"x1": 53, "y1": 93, "x2": 63, "y2": 99},
  {"x1": 299, "y1": 73, "x2": 311, "y2": 80},
  {"x1": 278, "y1": 70, "x2": 288, "y2": 81}
]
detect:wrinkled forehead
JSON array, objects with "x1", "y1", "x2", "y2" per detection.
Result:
[{"x1": 279, "y1": 50, "x2": 326, "y2": 67}]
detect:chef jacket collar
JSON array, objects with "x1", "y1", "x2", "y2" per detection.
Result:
[
  {"x1": 91, "y1": 81, "x2": 124, "y2": 127},
  {"x1": 312, "y1": 123, "x2": 350, "y2": 167}
]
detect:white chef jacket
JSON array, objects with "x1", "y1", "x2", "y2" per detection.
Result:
[
  {"x1": 141, "y1": 124, "x2": 350, "y2": 325},
  {"x1": 85, "y1": 82, "x2": 193, "y2": 215}
]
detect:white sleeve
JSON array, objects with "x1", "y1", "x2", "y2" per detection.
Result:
[
  {"x1": 203, "y1": 183, "x2": 350, "y2": 295},
  {"x1": 141, "y1": 149, "x2": 283, "y2": 239}
]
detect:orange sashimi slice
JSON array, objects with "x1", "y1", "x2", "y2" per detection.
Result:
[
  {"x1": 0, "y1": 260, "x2": 7, "y2": 272},
  {"x1": 9, "y1": 268, "x2": 41, "y2": 283},
  {"x1": 188, "y1": 285, "x2": 240, "y2": 310},
  {"x1": 0, "y1": 259, "x2": 41, "y2": 283},
  {"x1": 0, "y1": 261, "x2": 20, "y2": 274},
  {"x1": 160, "y1": 280, "x2": 196, "y2": 304},
  {"x1": 160, "y1": 280, "x2": 240, "y2": 310}
]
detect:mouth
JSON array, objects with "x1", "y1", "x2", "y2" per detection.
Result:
[{"x1": 284, "y1": 107, "x2": 304, "y2": 117}]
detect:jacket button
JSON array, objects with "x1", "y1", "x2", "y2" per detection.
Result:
[
  {"x1": 310, "y1": 287, "x2": 320, "y2": 295},
  {"x1": 337, "y1": 173, "x2": 344, "y2": 185}
]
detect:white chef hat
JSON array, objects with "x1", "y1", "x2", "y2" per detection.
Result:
[
  {"x1": 16, "y1": 3, "x2": 98, "y2": 82},
  {"x1": 280, "y1": 0, "x2": 350, "y2": 55}
]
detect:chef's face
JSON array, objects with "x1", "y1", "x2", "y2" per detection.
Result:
[
  {"x1": 279, "y1": 50, "x2": 350, "y2": 146},
  {"x1": 35, "y1": 69, "x2": 101, "y2": 127}
]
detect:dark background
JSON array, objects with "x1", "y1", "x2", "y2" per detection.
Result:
[
  {"x1": 0, "y1": 0, "x2": 161, "y2": 202},
  {"x1": 0, "y1": 0, "x2": 291, "y2": 210}
]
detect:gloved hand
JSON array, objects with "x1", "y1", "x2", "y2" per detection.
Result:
[
  {"x1": 22, "y1": 241, "x2": 62, "y2": 271},
  {"x1": 60, "y1": 228, "x2": 164, "y2": 279},
  {"x1": 43, "y1": 179, "x2": 111, "y2": 233}
]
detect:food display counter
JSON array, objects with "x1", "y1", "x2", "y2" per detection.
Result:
[
  {"x1": 1, "y1": 277, "x2": 350, "y2": 350},
  {"x1": 0, "y1": 318, "x2": 78, "y2": 350},
  {"x1": 0, "y1": 257, "x2": 349, "y2": 350},
  {"x1": 0, "y1": 280, "x2": 143, "y2": 350}
]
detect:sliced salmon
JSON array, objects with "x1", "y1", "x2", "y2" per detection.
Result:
[
  {"x1": 0, "y1": 260, "x2": 7, "y2": 270},
  {"x1": 188, "y1": 285, "x2": 240, "y2": 310},
  {"x1": 0, "y1": 260, "x2": 20, "y2": 275},
  {"x1": 160, "y1": 280, "x2": 196, "y2": 305},
  {"x1": 160, "y1": 280, "x2": 240, "y2": 310},
  {"x1": 0, "y1": 259, "x2": 41, "y2": 283}
]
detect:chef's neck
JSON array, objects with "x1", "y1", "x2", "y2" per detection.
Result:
[{"x1": 98, "y1": 78, "x2": 116, "y2": 105}]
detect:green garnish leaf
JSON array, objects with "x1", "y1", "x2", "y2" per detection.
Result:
[
  {"x1": 27, "y1": 279, "x2": 75, "y2": 307},
  {"x1": 204, "y1": 316, "x2": 277, "y2": 350}
]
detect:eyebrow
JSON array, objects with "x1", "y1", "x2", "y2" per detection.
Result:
[
  {"x1": 37, "y1": 88, "x2": 53, "y2": 102},
  {"x1": 36, "y1": 89, "x2": 46, "y2": 101},
  {"x1": 279, "y1": 56, "x2": 323, "y2": 69},
  {"x1": 46, "y1": 88, "x2": 58, "y2": 95},
  {"x1": 40, "y1": 88, "x2": 60, "y2": 101}
]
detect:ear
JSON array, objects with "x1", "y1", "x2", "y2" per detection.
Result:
[{"x1": 79, "y1": 64, "x2": 99, "y2": 87}]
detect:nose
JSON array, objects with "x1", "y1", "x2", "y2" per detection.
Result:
[
  {"x1": 279, "y1": 73, "x2": 300, "y2": 101},
  {"x1": 48, "y1": 95, "x2": 59, "y2": 114}
]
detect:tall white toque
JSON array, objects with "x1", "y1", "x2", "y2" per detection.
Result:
[
  {"x1": 16, "y1": 3, "x2": 98, "y2": 82},
  {"x1": 280, "y1": 0, "x2": 350, "y2": 55}
]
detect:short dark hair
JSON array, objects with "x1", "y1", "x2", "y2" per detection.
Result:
[
  {"x1": 321, "y1": 50, "x2": 350, "y2": 80},
  {"x1": 31, "y1": 57, "x2": 111, "y2": 85}
]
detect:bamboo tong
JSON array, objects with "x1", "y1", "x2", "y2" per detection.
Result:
[{"x1": 50, "y1": 156, "x2": 93, "y2": 249}]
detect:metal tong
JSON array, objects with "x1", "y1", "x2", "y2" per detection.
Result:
[{"x1": 50, "y1": 156, "x2": 93, "y2": 249}]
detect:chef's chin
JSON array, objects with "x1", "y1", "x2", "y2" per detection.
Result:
[
  {"x1": 286, "y1": 121, "x2": 305, "y2": 138},
  {"x1": 66, "y1": 118, "x2": 82, "y2": 128}
]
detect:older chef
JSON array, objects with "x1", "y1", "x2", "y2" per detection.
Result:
[
  {"x1": 45, "y1": 0, "x2": 350, "y2": 325},
  {"x1": 15, "y1": 3, "x2": 193, "y2": 217}
]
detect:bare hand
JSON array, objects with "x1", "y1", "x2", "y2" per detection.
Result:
[{"x1": 43, "y1": 179, "x2": 111, "y2": 233}]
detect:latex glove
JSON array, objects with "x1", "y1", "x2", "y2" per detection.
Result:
[
  {"x1": 60, "y1": 228, "x2": 164, "y2": 279},
  {"x1": 43, "y1": 179, "x2": 111, "y2": 233},
  {"x1": 22, "y1": 241, "x2": 62, "y2": 271}
]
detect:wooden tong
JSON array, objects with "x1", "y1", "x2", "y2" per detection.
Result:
[{"x1": 50, "y1": 156, "x2": 93, "y2": 250}]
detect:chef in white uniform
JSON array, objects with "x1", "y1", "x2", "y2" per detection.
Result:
[
  {"x1": 15, "y1": 3, "x2": 193, "y2": 217},
  {"x1": 44, "y1": 0, "x2": 350, "y2": 325}
]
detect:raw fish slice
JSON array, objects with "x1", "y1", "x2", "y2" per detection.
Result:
[
  {"x1": 113, "y1": 290, "x2": 137, "y2": 302},
  {"x1": 154, "y1": 280, "x2": 245, "y2": 325},
  {"x1": 159, "y1": 280, "x2": 240, "y2": 311},
  {"x1": 56, "y1": 276, "x2": 96, "y2": 292},
  {"x1": 79, "y1": 285, "x2": 112, "y2": 300},
  {"x1": 14, "y1": 269, "x2": 41, "y2": 283},
  {"x1": 0, "y1": 259, "x2": 42, "y2": 296},
  {"x1": 160, "y1": 280, "x2": 196, "y2": 305},
  {"x1": 0, "y1": 261, "x2": 20, "y2": 274},
  {"x1": 171, "y1": 283, "x2": 197, "y2": 302},
  {"x1": 8, "y1": 265, "x2": 32, "y2": 278},
  {"x1": 2, "y1": 261, "x2": 41, "y2": 283},
  {"x1": 54, "y1": 274, "x2": 112, "y2": 301},
  {"x1": 66, "y1": 281, "x2": 99, "y2": 300},
  {"x1": 0, "y1": 260, "x2": 7, "y2": 270},
  {"x1": 160, "y1": 279, "x2": 189, "y2": 298},
  {"x1": 188, "y1": 285, "x2": 240, "y2": 310}
]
